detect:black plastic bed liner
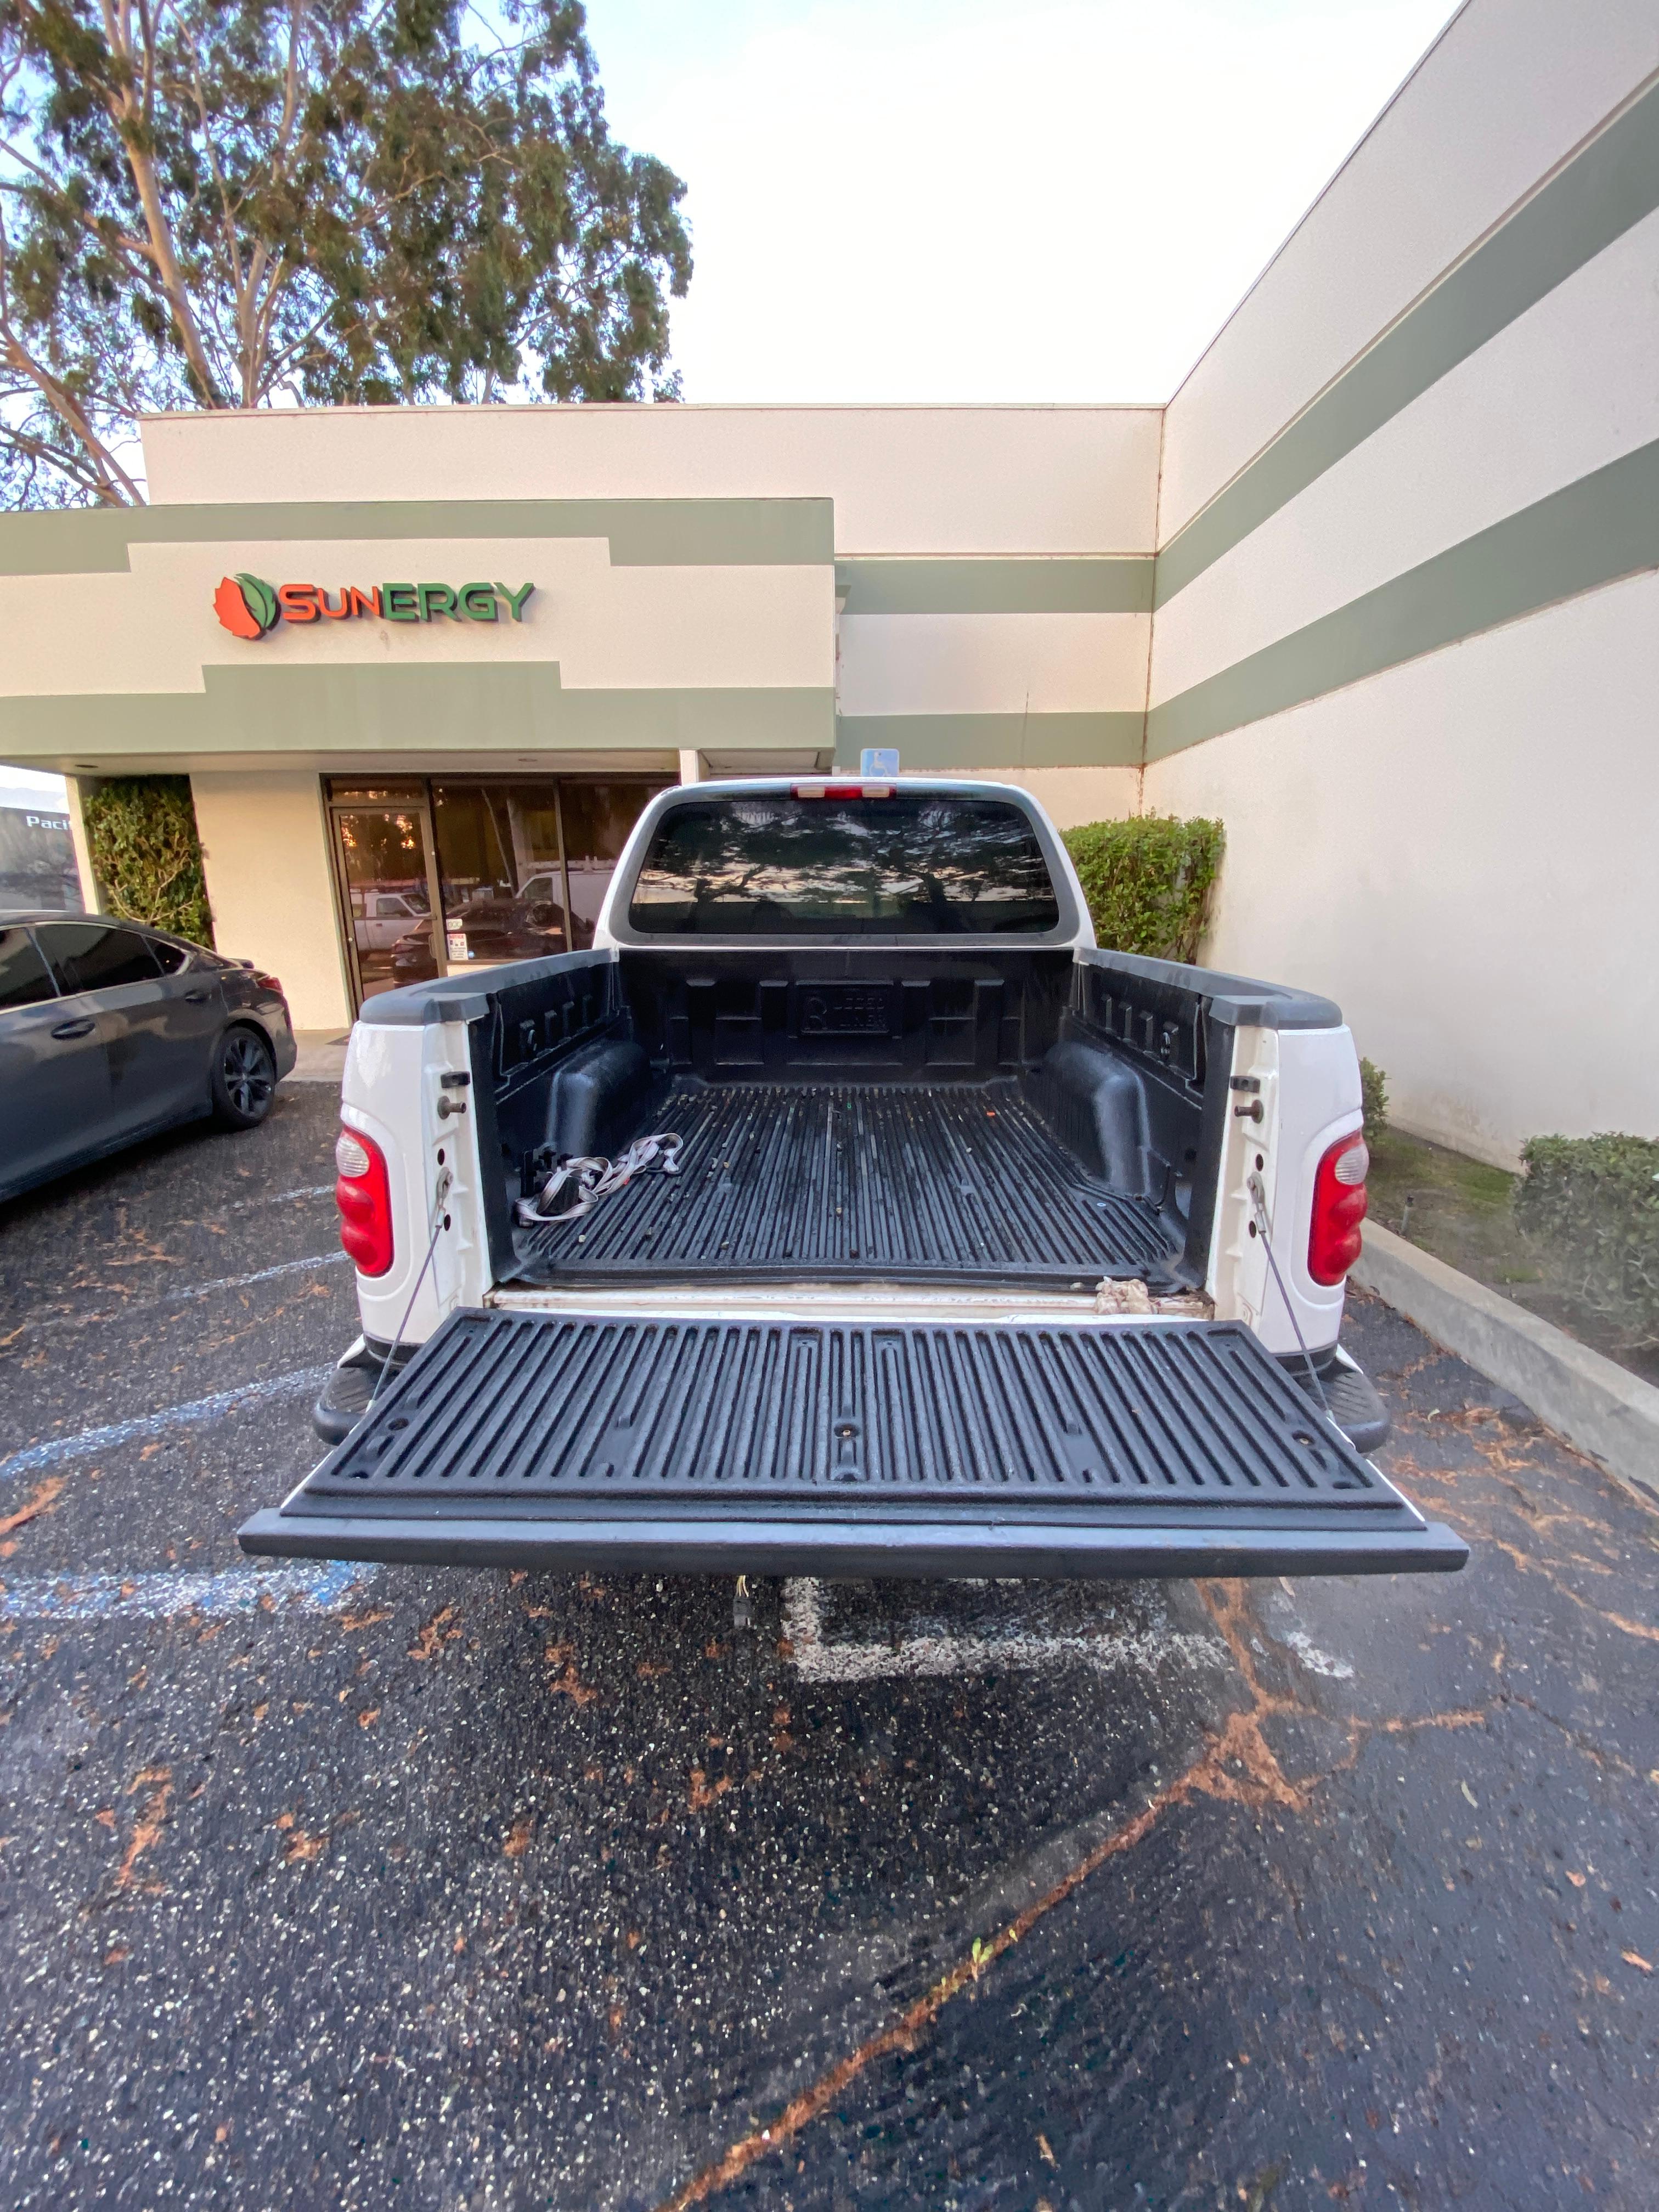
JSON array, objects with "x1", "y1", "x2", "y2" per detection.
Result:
[
  {"x1": 511, "y1": 1081, "x2": 1182, "y2": 1289},
  {"x1": 240, "y1": 1310, "x2": 1466, "y2": 1579}
]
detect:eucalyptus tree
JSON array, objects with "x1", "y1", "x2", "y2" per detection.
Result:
[{"x1": 0, "y1": 0, "x2": 690, "y2": 504}]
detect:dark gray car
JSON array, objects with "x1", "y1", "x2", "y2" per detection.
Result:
[{"x1": 0, "y1": 911, "x2": 297, "y2": 1205}]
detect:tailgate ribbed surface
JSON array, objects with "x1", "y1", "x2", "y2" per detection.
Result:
[
  {"x1": 297, "y1": 1311, "x2": 1401, "y2": 1515},
  {"x1": 514, "y1": 1084, "x2": 1178, "y2": 1286}
]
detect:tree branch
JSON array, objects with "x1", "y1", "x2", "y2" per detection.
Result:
[{"x1": 97, "y1": 0, "x2": 228, "y2": 405}]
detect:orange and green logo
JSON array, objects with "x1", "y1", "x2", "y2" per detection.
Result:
[
  {"x1": 214, "y1": 572, "x2": 280, "y2": 640},
  {"x1": 213, "y1": 573, "x2": 534, "y2": 639}
]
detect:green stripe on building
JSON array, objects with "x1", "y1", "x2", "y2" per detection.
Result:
[
  {"x1": 0, "y1": 667, "x2": 837, "y2": 762},
  {"x1": 836, "y1": 557, "x2": 1154, "y2": 615},
  {"x1": 1155, "y1": 74, "x2": 1659, "y2": 607},
  {"x1": 0, "y1": 497, "x2": 835, "y2": 577},
  {"x1": 1146, "y1": 435, "x2": 1659, "y2": 758}
]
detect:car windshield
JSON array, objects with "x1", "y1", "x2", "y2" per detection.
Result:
[{"x1": 626, "y1": 794, "x2": 1062, "y2": 936}]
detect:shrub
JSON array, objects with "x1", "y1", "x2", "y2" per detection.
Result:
[
  {"x1": 1062, "y1": 814, "x2": 1223, "y2": 963},
  {"x1": 1515, "y1": 1132, "x2": 1659, "y2": 1345},
  {"x1": 81, "y1": 776, "x2": 215, "y2": 947},
  {"x1": 1359, "y1": 1058, "x2": 1389, "y2": 1140}
]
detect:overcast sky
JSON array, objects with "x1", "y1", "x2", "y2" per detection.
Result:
[{"x1": 586, "y1": 0, "x2": 1458, "y2": 404}]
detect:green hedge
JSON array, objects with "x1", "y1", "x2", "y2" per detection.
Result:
[
  {"x1": 1061, "y1": 815, "x2": 1223, "y2": 963},
  {"x1": 1515, "y1": 1132, "x2": 1659, "y2": 1345},
  {"x1": 1359, "y1": 1058, "x2": 1389, "y2": 1140},
  {"x1": 81, "y1": 776, "x2": 215, "y2": 947}
]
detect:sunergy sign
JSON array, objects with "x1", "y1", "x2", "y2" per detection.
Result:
[{"x1": 213, "y1": 573, "x2": 535, "y2": 640}]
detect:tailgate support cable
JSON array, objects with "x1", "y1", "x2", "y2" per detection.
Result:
[
  {"x1": 1246, "y1": 1171, "x2": 1336, "y2": 1426},
  {"x1": 370, "y1": 1165, "x2": 453, "y2": 1407}
]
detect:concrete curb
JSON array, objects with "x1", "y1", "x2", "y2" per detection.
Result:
[{"x1": 1352, "y1": 1222, "x2": 1659, "y2": 1500}]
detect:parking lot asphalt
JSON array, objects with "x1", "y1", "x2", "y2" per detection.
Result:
[{"x1": 1, "y1": 1086, "x2": 1656, "y2": 2212}]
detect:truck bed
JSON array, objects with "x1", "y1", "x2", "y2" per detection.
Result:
[{"x1": 510, "y1": 1079, "x2": 1184, "y2": 1291}]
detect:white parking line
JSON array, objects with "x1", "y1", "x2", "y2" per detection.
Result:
[
  {"x1": 7, "y1": 1251, "x2": 351, "y2": 1342},
  {"x1": 781, "y1": 1578, "x2": 1227, "y2": 1683},
  {"x1": 223, "y1": 1183, "x2": 335, "y2": 1212},
  {"x1": 1278, "y1": 1626, "x2": 1356, "y2": 1679},
  {"x1": 0, "y1": 1364, "x2": 334, "y2": 1484},
  {"x1": 0, "y1": 1560, "x2": 376, "y2": 1623}
]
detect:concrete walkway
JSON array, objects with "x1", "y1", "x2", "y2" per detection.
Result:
[{"x1": 287, "y1": 1029, "x2": 349, "y2": 1086}]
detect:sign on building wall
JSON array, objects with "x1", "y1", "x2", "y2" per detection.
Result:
[{"x1": 214, "y1": 573, "x2": 535, "y2": 640}]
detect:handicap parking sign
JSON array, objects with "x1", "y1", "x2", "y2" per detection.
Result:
[{"x1": 859, "y1": 748, "x2": 900, "y2": 776}]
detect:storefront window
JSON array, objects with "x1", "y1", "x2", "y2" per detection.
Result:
[
  {"x1": 431, "y1": 782, "x2": 569, "y2": 970},
  {"x1": 325, "y1": 776, "x2": 669, "y2": 1010},
  {"x1": 561, "y1": 782, "x2": 661, "y2": 950},
  {"x1": 331, "y1": 805, "x2": 440, "y2": 1001}
]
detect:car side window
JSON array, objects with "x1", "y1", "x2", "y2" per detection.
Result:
[
  {"x1": 35, "y1": 923, "x2": 162, "y2": 995},
  {"x1": 148, "y1": 938, "x2": 190, "y2": 975},
  {"x1": 0, "y1": 926, "x2": 58, "y2": 1011}
]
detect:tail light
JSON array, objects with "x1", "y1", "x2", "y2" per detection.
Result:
[
  {"x1": 335, "y1": 1126, "x2": 393, "y2": 1277},
  {"x1": 252, "y1": 970, "x2": 284, "y2": 998},
  {"x1": 1308, "y1": 1131, "x2": 1369, "y2": 1285}
]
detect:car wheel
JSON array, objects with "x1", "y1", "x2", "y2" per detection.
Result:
[{"x1": 211, "y1": 1025, "x2": 278, "y2": 1129}]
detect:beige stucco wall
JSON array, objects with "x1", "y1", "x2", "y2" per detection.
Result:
[
  {"x1": 953, "y1": 766, "x2": 1141, "y2": 828},
  {"x1": 142, "y1": 405, "x2": 1164, "y2": 556},
  {"x1": 192, "y1": 772, "x2": 351, "y2": 1032},
  {"x1": 1150, "y1": 203, "x2": 1659, "y2": 707},
  {"x1": 1159, "y1": 0, "x2": 1659, "y2": 539},
  {"x1": 1144, "y1": 574, "x2": 1659, "y2": 1167},
  {"x1": 839, "y1": 612, "x2": 1149, "y2": 717},
  {"x1": 60, "y1": 775, "x2": 101, "y2": 910},
  {"x1": 1141, "y1": 0, "x2": 1658, "y2": 1157},
  {"x1": 0, "y1": 535, "x2": 833, "y2": 702}
]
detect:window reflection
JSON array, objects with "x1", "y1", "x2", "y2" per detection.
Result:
[
  {"x1": 328, "y1": 776, "x2": 670, "y2": 1005},
  {"x1": 561, "y1": 782, "x2": 663, "y2": 949},
  {"x1": 628, "y1": 797, "x2": 1062, "y2": 936},
  {"x1": 333, "y1": 808, "x2": 439, "y2": 998},
  {"x1": 432, "y1": 783, "x2": 569, "y2": 969}
]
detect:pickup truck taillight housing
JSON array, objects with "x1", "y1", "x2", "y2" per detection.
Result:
[
  {"x1": 1307, "y1": 1132, "x2": 1369, "y2": 1285},
  {"x1": 335, "y1": 1126, "x2": 393, "y2": 1277}
]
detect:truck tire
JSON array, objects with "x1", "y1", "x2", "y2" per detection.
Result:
[{"x1": 211, "y1": 1025, "x2": 278, "y2": 1130}]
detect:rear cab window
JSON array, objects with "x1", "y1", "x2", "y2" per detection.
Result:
[
  {"x1": 35, "y1": 923, "x2": 163, "y2": 995},
  {"x1": 0, "y1": 927, "x2": 58, "y2": 1010},
  {"x1": 625, "y1": 792, "x2": 1064, "y2": 937}
]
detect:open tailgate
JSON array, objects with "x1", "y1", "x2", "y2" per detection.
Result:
[{"x1": 239, "y1": 1311, "x2": 1465, "y2": 1579}]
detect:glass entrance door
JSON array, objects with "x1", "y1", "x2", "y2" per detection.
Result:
[
  {"x1": 329, "y1": 797, "x2": 443, "y2": 1006},
  {"x1": 325, "y1": 775, "x2": 673, "y2": 1014}
]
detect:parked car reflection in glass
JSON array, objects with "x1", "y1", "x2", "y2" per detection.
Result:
[{"x1": 388, "y1": 874, "x2": 570, "y2": 984}]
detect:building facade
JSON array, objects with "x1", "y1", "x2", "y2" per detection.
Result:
[{"x1": 1, "y1": 0, "x2": 1655, "y2": 1166}]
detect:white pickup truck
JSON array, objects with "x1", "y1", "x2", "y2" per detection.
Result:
[{"x1": 240, "y1": 778, "x2": 1463, "y2": 1582}]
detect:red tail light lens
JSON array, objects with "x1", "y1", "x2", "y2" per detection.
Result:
[
  {"x1": 253, "y1": 971, "x2": 284, "y2": 998},
  {"x1": 1308, "y1": 1131, "x2": 1369, "y2": 1285},
  {"x1": 335, "y1": 1125, "x2": 393, "y2": 1277},
  {"x1": 792, "y1": 781, "x2": 895, "y2": 799}
]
